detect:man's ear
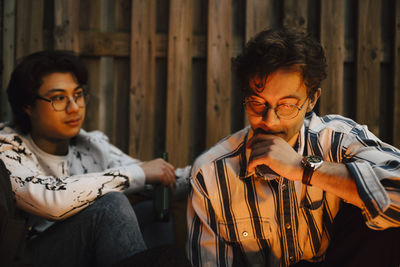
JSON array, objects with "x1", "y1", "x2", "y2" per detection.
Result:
[{"x1": 306, "y1": 88, "x2": 321, "y2": 112}]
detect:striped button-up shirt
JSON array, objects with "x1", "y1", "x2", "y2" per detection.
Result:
[{"x1": 187, "y1": 113, "x2": 400, "y2": 267}]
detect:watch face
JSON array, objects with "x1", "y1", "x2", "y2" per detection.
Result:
[{"x1": 308, "y1": 155, "x2": 322, "y2": 163}]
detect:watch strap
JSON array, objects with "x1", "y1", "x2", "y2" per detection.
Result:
[{"x1": 302, "y1": 165, "x2": 314, "y2": 186}]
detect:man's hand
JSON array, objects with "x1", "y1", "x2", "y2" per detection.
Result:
[
  {"x1": 247, "y1": 133, "x2": 303, "y2": 180},
  {"x1": 140, "y1": 158, "x2": 176, "y2": 188}
]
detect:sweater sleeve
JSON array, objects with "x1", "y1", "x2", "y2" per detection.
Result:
[
  {"x1": 83, "y1": 130, "x2": 146, "y2": 190},
  {"x1": 0, "y1": 131, "x2": 143, "y2": 220}
]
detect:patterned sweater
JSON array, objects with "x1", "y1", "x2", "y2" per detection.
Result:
[{"x1": 0, "y1": 123, "x2": 149, "y2": 230}]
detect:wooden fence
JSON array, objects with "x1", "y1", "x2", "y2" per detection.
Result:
[{"x1": 1, "y1": 0, "x2": 399, "y2": 167}]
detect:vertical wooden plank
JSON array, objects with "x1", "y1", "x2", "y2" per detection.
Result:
[
  {"x1": 112, "y1": 0, "x2": 131, "y2": 153},
  {"x1": 357, "y1": 0, "x2": 381, "y2": 136},
  {"x1": 130, "y1": 0, "x2": 156, "y2": 160},
  {"x1": 98, "y1": 58, "x2": 114, "y2": 135},
  {"x1": 206, "y1": 0, "x2": 232, "y2": 148},
  {"x1": 16, "y1": 0, "x2": 44, "y2": 59},
  {"x1": 54, "y1": 0, "x2": 80, "y2": 51},
  {"x1": 112, "y1": 58, "x2": 130, "y2": 153},
  {"x1": 320, "y1": 0, "x2": 345, "y2": 115},
  {"x1": 243, "y1": 0, "x2": 271, "y2": 126},
  {"x1": 98, "y1": 0, "x2": 114, "y2": 137},
  {"x1": 166, "y1": 0, "x2": 193, "y2": 166},
  {"x1": 1, "y1": 0, "x2": 16, "y2": 122},
  {"x1": 245, "y1": 0, "x2": 270, "y2": 41},
  {"x1": 167, "y1": 1, "x2": 193, "y2": 252},
  {"x1": 283, "y1": 0, "x2": 308, "y2": 30},
  {"x1": 82, "y1": 58, "x2": 100, "y2": 130},
  {"x1": 394, "y1": 0, "x2": 400, "y2": 147},
  {"x1": 80, "y1": 0, "x2": 101, "y2": 132},
  {"x1": 115, "y1": 0, "x2": 131, "y2": 32},
  {"x1": 79, "y1": 0, "x2": 100, "y2": 31}
]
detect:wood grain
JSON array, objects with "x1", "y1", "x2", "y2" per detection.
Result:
[
  {"x1": 54, "y1": 0, "x2": 80, "y2": 51},
  {"x1": 166, "y1": 0, "x2": 193, "y2": 166},
  {"x1": 283, "y1": 0, "x2": 307, "y2": 30},
  {"x1": 1, "y1": 0, "x2": 16, "y2": 121},
  {"x1": 206, "y1": 0, "x2": 232, "y2": 148},
  {"x1": 129, "y1": 0, "x2": 156, "y2": 160},
  {"x1": 320, "y1": 0, "x2": 345, "y2": 115},
  {"x1": 16, "y1": 0, "x2": 44, "y2": 58},
  {"x1": 356, "y1": 0, "x2": 381, "y2": 136}
]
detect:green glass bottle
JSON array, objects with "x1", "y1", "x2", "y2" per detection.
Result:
[{"x1": 153, "y1": 152, "x2": 170, "y2": 221}]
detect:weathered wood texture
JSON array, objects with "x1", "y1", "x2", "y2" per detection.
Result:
[
  {"x1": 54, "y1": 0, "x2": 79, "y2": 51},
  {"x1": 245, "y1": 0, "x2": 270, "y2": 41},
  {"x1": 357, "y1": 0, "x2": 382, "y2": 136},
  {"x1": 16, "y1": 0, "x2": 44, "y2": 59},
  {"x1": 320, "y1": 0, "x2": 345, "y2": 115},
  {"x1": 166, "y1": 0, "x2": 193, "y2": 166},
  {"x1": 80, "y1": 0, "x2": 102, "y2": 136},
  {"x1": 1, "y1": 0, "x2": 16, "y2": 121},
  {"x1": 112, "y1": 0, "x2": 131, "y2": 152},
  {"x1": 1, "y1": 0, "x2": 400, "y2": 165},
  {"x1": 283, "y1": 0, "x2": 308, "y2": 30},
  {"x1": 130, "y1": 0, "x2": 156, "y2": 160},
  {"x1": 206, "y1": 0, "x2": 232, "y2": 148}
]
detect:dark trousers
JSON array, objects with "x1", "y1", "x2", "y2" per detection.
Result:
[
  {"x1": 294, "y1": 203, "x2": 400, "y2": 267},
  {"x1": 28, "y1": 192, "x2": 147, "y2": 267}
]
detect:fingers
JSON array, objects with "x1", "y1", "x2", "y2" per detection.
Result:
[
  {"x1": 247, "y1": 134, "x2": 277, "y2": 172},
  {"x1": 141, "y1": 158, "x2": 176, "y2": 187},
  {"x1": 248, "y1": 154, "x2": 269, "y2": 172},
  {"x1": 162, "y1": 163, "x2": 176, "y2": 189},
  {"x1": 154, "y1": 158, "x2": 176, "y2": 188},
  {"x1": 247, "y1": 132, "x2": 277, "y2": 148}
]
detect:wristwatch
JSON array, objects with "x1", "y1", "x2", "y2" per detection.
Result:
[{"x1": 301, "y1": 155, "x2": 323, "y2": 186}]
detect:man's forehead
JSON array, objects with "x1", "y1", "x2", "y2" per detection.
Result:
[
  {"x1": 38, "y1": 72, "x2": 81, "y2": 94},
  {"x1": 248, "y1": 70, "x2": 306, "y2": 99},
  {"x1": 249, "y1": 68, "x2": 303, "y2": 83}
]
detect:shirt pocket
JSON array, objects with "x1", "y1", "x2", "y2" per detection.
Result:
[{"x1": 217, "y1": 217, "x2": 272, "y2": 244}]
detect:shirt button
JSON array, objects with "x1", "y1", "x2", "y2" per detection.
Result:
[
  {"x1": 281, "y1": 183, "x2": 286, "y2": 190},
  {"x1": 285, "y1": 223, "x2": 291, "y2": 230},
  {"x1": 289, "y1": 256, "x2": 295, "y2": 262},
  {"x1": 242, "y1": 231, "x2": 249, "y2": 237}
]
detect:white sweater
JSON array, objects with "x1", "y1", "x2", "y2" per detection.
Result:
[{"x1": 0, "y1": 123, "x2": 148, "y2": 225}]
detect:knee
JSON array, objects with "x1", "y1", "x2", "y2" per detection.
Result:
[
  {"x1": 90, "y1": 192, "x2": 135, "y2": 218},
  {"x1": 100, "y1": 191, "x2": 130, "y2": 207}
]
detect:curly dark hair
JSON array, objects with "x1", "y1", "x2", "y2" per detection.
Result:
[
  {"x1": 6, "y1": 50, "x2": 88, "y2": 134},
  {"x1": 233, "y1": 28, "x2": 327, "y2": 100}
]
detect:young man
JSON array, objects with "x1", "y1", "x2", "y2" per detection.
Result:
[
  {"x1": 0, "y1": 50, "x2": 189, "y2": 267},
  {"x1": 187, "y1": 28, "x2": 400, "y2": 266}
]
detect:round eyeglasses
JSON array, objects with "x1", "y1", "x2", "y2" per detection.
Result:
[
  {"x1": 36, "y1": 87, "x2": 90, "y2": 111},
  {"x1": 244, "y1": 96, "x2": 309, "y2": 120}
]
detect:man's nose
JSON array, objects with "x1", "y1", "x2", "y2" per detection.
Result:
[
  {"x1": 261, "y1": 108, "x2": 280, "y2": 126},
  {"x1": 66, "y1": 97, "x2": 80, "y2": 113}
]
